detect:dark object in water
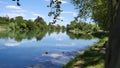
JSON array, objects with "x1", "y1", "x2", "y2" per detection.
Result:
[{"x1": 45, "y1": 52, "x2": 48, "y2": 54}]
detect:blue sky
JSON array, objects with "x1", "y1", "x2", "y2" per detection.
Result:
[{"x1": 0, "y1": 0, "x2": 79, "y2": 25}]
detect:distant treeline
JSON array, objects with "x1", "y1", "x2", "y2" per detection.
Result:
[
  {"x1": 0, "y1": 16, "x2": 108, "y2": 42},
  {"x1": 0, "y1": 16, "x2": 106, "y2": 36},
  {"x1": 0, "y1": 16, "x2": 66, "y2": 31}
]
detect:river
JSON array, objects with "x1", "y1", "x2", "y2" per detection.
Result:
[{"x1": 0, "y1": 31, "x2": 98, "y2": 68}]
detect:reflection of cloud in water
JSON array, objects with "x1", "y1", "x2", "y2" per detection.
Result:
[
  {"x1": 56, "y1": 42, "x2": 76, "y2": 46},
  {"x1": 4, "y1": 38, "x2": 36, "y2": 47},
  {"x1": 42, "y1": 53, "x2": 68, "y2": 58},
  {"x1": 50, "y1": 33, "x2": 66, "y2": 41},
  {"x1": 34, "y1": 53, "x2": 74, "y2": 65},
  {"x1": 51, "y1": 59, "x2": 66, "y2": 64},
  {"x1": 5, "y1": 42, "x2": 20, "y2": 47}
]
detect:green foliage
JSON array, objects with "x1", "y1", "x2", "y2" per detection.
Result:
[
  {"x1": 0, "y1": 30, "x2": 47, "y2": 42},
  {"x1": 47, "y1": 0, "x2": 63, "y2": 24},
  {"x1": 70, "y1": 0, "x2": 109, "y2": 30},
  {"x1": 70, "y1": 0, "x2": 93, "y2": 20},
  {"x1": 0, "y1": 16, "x2": 10, "y2": 24},
  {"x1": 92, "y1": 0, "x2": 109, "y2": 30},
  {"x1": 63, "y1": 37, "x2": 108, "y2": 68},
  {"x1": 67, "y1": 21, "x2": 100, "y2": 35},
  {"x1": 34, "y1": 16, "x2": 47, "y2": 30},
  {"x1": 0, "y1": 15, "x2": 66, "y2": 35},
  {"x1": 44, "y1": 0, "x2": 105, "y2": 31},
  {"x1": 0, "y1": 16, "x2": 52, "y2": 31}
]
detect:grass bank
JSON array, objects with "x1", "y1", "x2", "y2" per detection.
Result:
[
  {"x1": 0, "y1": 24, "x2": 10, "y2": 31},
  {"x1": 63, "y1": 37, "x2": 108, "y2": 68}
]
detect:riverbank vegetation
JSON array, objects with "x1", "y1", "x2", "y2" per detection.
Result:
[
  {"x1": 63, "y1": 37, "x2": 108, "y2": 68},
  {"x1": 0, "y1": 15, "x2": 106, "y2": 40},
  {"x1": 0, "y1": 15, "x2": 107, "y2": 36},
  {"x1": 0, "y1": 15, "x2": 108, "y2": 42},
  {"x1": 0, "y1": 16, "x2": 66, "y2": 31}
]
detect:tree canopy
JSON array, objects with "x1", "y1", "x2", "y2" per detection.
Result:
[{"x1": 46, "y1": 0, "x2": 109, "y2": 30}]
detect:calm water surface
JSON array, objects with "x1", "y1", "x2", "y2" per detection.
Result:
[{"x1": 0, "y1": 32, "x2": 98, "y2": 68}]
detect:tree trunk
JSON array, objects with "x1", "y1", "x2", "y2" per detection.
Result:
[{"x1": 105, "y1": 0, "x2": 120, "y2": 68}]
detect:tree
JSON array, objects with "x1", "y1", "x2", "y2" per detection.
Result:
[
  {"x1": 34, "y1": 16, "x2": 47, "y2": 29},
  {"x1": 92, "y1": 0, "x2": 109, "y2": 30},
  {"x1": 105, "y1": 0, "x2": 120, "y2": 68},
  {"x1": 26, "y1": 20, "x2": 37, "y2": 30},
  {"x1": 15, "y1": 16, "x2": 27, "y2": 30}
]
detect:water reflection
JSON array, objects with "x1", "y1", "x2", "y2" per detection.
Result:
[
  {"x1": 66, "y1": 31, "x2": 94, "y2": 40},
  {"x1": 0, "y1": 30, "x2": 47, "y2": 42},
  {"x1": 0, "y1": 30, "x2": 98, "y2": 68},
  {"x1": 0, "y1": 30, "x2": 96, "y2": 42}
]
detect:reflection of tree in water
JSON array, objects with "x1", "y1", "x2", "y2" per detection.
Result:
[
  {"x1": 66, "y1": 31, "x2": 109, "y2": 40},
  {"x1": 0, "y1": 27, "x2": 66, "y2": 42},
  {"x1": 0, "y1": 29, "x2": 104, "y2": 41},
  {"x1": 0, "y1": 30, "x2": 47, "y2": 42},
  {"x1": 35, "y1": 30, "x2": 47, "y2": 41},
  {"x1": 66, "y1": 31, "x2": 94, "y2": 40},
  {"x1": 14, "y1": 30, "x2": 27, "y2": 42}
]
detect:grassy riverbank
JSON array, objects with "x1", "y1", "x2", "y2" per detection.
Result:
[
  {"x1": 63, "y1": 37, "x2": 108, "y2": 68},
  {"x1": 0, "y1": 25, "x2": 9, "y2": 31}
]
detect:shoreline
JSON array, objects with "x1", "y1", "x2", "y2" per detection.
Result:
[{"x1": 62, "y1": 37, "x2": 108, "y2": 68}]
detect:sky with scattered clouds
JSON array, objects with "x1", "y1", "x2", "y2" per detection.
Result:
[{"x1": 0, "y1": 0, "x2": 78, "y2": 25}]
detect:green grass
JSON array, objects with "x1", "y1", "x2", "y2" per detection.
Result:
[
  {"x1": 0, "y1": 24, "x2": 10, "y2": 31},
  {"x1": 63, "y1": 37, "x2": 108, "y2": 68}
]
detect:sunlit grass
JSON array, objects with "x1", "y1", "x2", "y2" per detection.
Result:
[{"x1": 63, "y1": 37, "x2": 108, "y2": 68}]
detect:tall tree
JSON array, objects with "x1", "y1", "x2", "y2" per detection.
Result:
[
  {"x1": 34, "y1": 16, "x2": 47, "y2": 29},
  {"x1": 105, "y1": 0, "x2": 120, "y2": 68}
]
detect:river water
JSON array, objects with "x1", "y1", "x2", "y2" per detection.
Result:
[{"x1": 0, "y1": 32, "x2": 98, "y2": 68}]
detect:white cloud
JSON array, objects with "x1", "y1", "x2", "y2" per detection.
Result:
[
  {"x1": 73, "y1": 13, "x2": 77, "y2": 17},
  {"x1": 5, "y1": 5, "x2": 27, "y2": 13},
  {"x1": 6, "y1": 5, "x2": 22, "y2": 10},
  {"x1": 44, "y1": 0, "x2": 67, "y2": 4},
  {"x1": 29, "y1": 18, "x2": 36, "y2": 20},
  {"x1": 61, "y1": 11, "x2": 77, "y2": 16},
  {"x1": 57, "y1": 16, "x2": 64, "y2": 20},
  {"x1": 33, "y1": 13, "x2": 45, "y2": 18},
  {"x1": 60, "y1": 0, "x2": 67, "y2": 4}
]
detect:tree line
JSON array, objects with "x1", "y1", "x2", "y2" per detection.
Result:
[{"x1": 0, "y1": 16, "x2": 66, "y2": 31}]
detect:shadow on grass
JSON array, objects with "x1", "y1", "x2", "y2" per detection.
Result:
[{"x1": 63, "y1": 37, "x2": 108, "y2": 68}]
